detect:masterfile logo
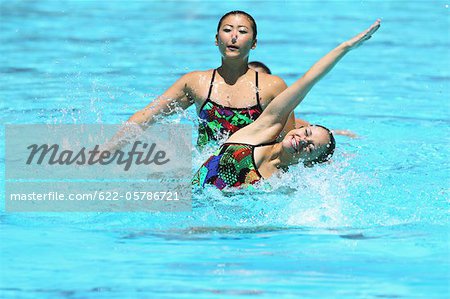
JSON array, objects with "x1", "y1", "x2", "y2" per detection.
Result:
[{"x1": 5, "y1": 124, "x2": 192, "y2": 212}]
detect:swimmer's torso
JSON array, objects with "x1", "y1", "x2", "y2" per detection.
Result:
[
  {"x1": 197, "y1": 69, "x2": 263, "y2": 146},
  {"x1": 191, "y1": 143, "x2": 262, "y2": 189},
  {"x1": 180, "y1": 69, "x2": 287, "y2": 146}
]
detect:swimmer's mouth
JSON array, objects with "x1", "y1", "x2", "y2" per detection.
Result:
[
  {"x1": 227, "y1": 45, "x2": 239, "y2": 51},
  {"x1": 291, "y1": 137, "x2": 300, "y2": 153}
]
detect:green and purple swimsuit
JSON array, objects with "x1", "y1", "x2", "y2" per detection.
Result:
[
  {"x1": 192, "y1": 141, "x2": 277, "y2": 190},
  {"x1": 197, "y1": 69, "x2": 263, "y2": 147}
]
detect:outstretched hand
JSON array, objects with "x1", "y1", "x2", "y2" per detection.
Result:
[{"x1": 345, "y1": 19, "x2": 381, "y2": 50}]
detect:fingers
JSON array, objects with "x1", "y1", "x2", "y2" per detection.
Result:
[
  {"x1": 367, "y1": 19, "x2": 381, "y2": 35},
  {"x1": 360, "y1": 19, "x2": 381, "y2": 42},
  {"x1": 367, "y1": 24, "x2": 380, "y2": 36},
  {"x1": 345, "y1": 19, "x2": 381, "y2": 49}
]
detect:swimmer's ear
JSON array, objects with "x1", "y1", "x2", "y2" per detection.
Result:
[
  {"x1": 215, "y1": 34, "x2": 218, "y2": 46},
  {"x1": 251, "y1": 38, "x2": 257, "y2": 49}
]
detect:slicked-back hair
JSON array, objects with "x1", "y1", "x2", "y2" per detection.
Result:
[{"x1": 304, "y1": 125, "x2": 336, "y2": 167}]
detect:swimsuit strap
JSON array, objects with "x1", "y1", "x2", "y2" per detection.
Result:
[
  {"x1": 223, "y1": 140, "x2": 278, "y2": 148},
  {"x1": 254, "y1": 140, "x2": 278, "y2": 148},
  {"x1": 206, "y1": 69, "x2": 217, "y2": 100},
  {"x1": 255, "y1": 71, "x2": 261, "y2": 108}
]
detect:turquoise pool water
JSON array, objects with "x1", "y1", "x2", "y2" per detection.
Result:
[{"x1": 1, "y1": 1, "x2": 449, "y2": 298}]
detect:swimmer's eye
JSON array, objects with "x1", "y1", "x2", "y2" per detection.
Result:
[
  {"x1": 223, "y1": 28, "x2": 232, "y2": 32},
  {"x1": 239, "y1": 30, "x2": 248, "y2": 34}
]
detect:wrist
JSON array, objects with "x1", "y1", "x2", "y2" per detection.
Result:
[{"x1": 339, "y1": 42, "x2": 352, "y2": 51}]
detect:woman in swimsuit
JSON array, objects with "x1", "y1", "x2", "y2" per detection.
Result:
[
  {"x1": 107, "y1": 11, "x2": 295, "y2": 150},
  {"x1": 192, "y1": 20, "x2": 381, "y2": 190}
]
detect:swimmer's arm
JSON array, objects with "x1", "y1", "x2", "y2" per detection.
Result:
[
  {"x1": 129, "y1": 73, "x2": 195, "y2": 128},
  {"x1": 333, "y1": 129, "x2": 358, "y2": 139},
  {"x1": 295, "y1": 118, "x2": 311, "y2": 128},
  {"x1": 279, "y1": 112, "x2": 296, "y2": 138},
  {"x1": 244, "y1": 20, "x2": 381, "y2": 142},
  {"x1": 244, "y1": 43, "x2": 352, "y2": 142},
  {"x1": 102, "y1": 73, "x2": 196, "y2": 151},
  {"x1": 266, "y1": 77, "x2": 296, "y2": 138}
]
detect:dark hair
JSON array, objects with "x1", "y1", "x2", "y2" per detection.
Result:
[
  {"x1": 217, "y1": 11, "x2": 257, "y2": 40},
  {"x1": 304, "y1": 124, "x2": 336, "y2": 167},
  {"x1": 248, "y1": 61, "x2": 271, "y2": 74}
]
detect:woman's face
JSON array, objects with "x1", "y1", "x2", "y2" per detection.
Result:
[
  {"x1": 216, "y1": 14, "x2": 256, "y2": 59},
  {"x1": 281, "y1": 126, "x2": 331, "y2": 164}
]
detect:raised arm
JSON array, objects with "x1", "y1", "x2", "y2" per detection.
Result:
[
  {"x1": 259, "y1": 74, "x2": 297, "y2": 140},
  {"x1": 101, "y1": 73, "x2": 196, "y2": 151},
  {"x1": 233, "y1": 20, "x2": 380, "y2": 143}
]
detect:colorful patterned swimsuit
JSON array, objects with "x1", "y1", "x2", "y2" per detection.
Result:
[
  {"x1": 192, "y1": 141, "x2": 277, "y2": 190},
  {"x1": 197, "y1": 69, "x2": 263, "y2": 147}
]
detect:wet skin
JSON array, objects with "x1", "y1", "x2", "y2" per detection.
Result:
[{"x1": 281, "y1": 125, "x2": 331, "y2": 164}]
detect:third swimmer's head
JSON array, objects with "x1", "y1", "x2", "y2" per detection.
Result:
[{"x1": 248, "y1": 61, "x2": 271, "y2": 74}]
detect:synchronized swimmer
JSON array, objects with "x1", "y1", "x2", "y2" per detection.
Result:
[
  {"x1": 106, "y1": 11, "x2": 295, "y2": 151},
  {"x1": 192, "y1": 18, "x2": 380, "y2": 189},
  {"x1": 105, "y1": 11, "x2": 380, "y2": 190}
]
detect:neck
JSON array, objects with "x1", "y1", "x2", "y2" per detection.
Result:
[
  {"x1": 271, "y1": 142, "x2": 299, "y2": 168},
  {"x1": 218, "y1": 59, "x2": 249, "y2": 84},
  {"x1": 265, "y1": 142, "x2": 291, "y2": 169}
]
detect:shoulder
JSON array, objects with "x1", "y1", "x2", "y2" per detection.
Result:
[
  {"x1": 180, "y1": 69, "x2": 214, "y2": 84},
  {"x1": 257, "y1": 73, "x2": 288, "y2": 103},
  {"x1": 179, "y1": 69, "x2": 214, "y2": 87},
  {"x1": 259, "y1": 72, "x2": 287, "y2": 88}
]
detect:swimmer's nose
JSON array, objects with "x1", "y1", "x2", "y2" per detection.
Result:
[
  {"x1": 231, "y1": 36, "x2": 237, "y2": 43},
  {"x1": 298, "y1": 140, "x2": 308, "y2": 149}
]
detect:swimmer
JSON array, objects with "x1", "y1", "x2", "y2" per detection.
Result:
[
  {"x1": 105, "y1": 11, "x2": 296, "y2": 151},
  {"x1": 248, "y1": 61, "x2": 358, "y2": 138},
  {"x1": 192, "y1": 20, "x2": 381, "y2": 189}
]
